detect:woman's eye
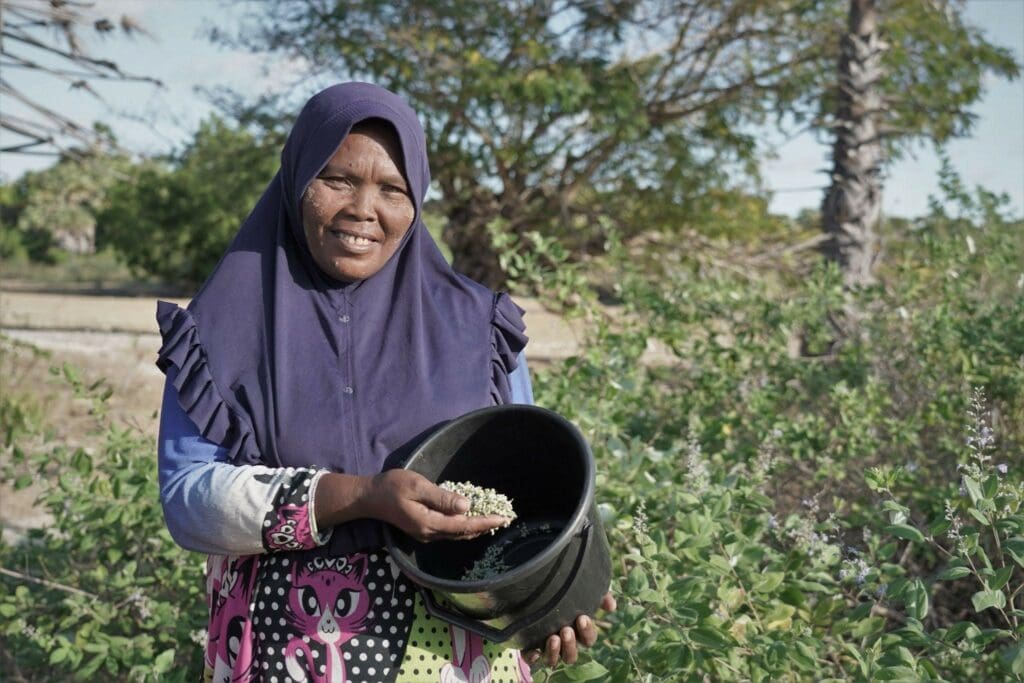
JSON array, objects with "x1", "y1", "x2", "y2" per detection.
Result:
[{"x1": 319, "y1": 176, "x2": 352, "y2": 189}]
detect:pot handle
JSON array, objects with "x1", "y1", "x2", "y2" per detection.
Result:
[{"x1": 418, "y1": 522, "x2": 592, "y2": 643}]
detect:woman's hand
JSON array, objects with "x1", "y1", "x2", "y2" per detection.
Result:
[
  {"x1": 525, "y1": 592, "x2": 616, "y2": 668},
  {"x1": 363, "y1": 469, "x2": 511, "y2": 542}
]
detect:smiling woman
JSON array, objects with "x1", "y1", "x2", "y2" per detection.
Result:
[
  {"x1": 302, "y1": 120, "x2": 416, "y2": 283},
  {"x1": 153, "y1": 82, "x2": 612, "y2": 683}
]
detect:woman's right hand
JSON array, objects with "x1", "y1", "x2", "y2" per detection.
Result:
[{"x1": 362, "y1": 469, "x2": 511, "y2": 543}]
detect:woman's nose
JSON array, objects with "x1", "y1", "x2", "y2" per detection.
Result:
[{"x1": 344, "y1": 187, "x2": 376, "y2": 221}]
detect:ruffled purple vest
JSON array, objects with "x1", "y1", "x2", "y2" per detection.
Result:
[{"x1": 155, "y1": 83, "x2": 527, "y2": 554}]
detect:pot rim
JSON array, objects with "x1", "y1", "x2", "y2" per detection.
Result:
[{"x1": 384, "y1": 404, "x2": 596, "y2": 592}]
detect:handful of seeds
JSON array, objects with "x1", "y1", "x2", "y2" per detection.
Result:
[{"x1": 439, "y1": 481, "x2": 517, "y2": 523}]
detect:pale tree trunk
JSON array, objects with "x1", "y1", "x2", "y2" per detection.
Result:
[{"x1": 821, "y1": 0, "x2": 888, "y2": 288}]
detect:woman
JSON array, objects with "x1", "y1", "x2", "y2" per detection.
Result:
[{"x1": 156, "y1": 82, "x2": 612, "y2": 683}]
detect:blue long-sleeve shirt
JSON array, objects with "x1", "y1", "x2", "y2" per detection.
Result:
[{"x1": 158, "y1": 353, "x2": 535, "y2": 555}]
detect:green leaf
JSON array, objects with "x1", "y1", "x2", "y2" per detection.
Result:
[
  {"x1": 1002, "y1": 640, "x2": 1024, "y2": 676},
  {"x1": 968, "y1": 507, "x2": 990, "y2": 525},
  {"x1": 874, "y1": 666, "x2": 919, "y2": 681},
  {"x1": 153, "y1": 648, "x2": 176, "y2": 674},
  {"x1": 752, "y1": 572, "x2": 785, "y2": 594},
  {"x1": 1005, "y1": 538, "x2": 1024, "y2": 567},
  {"x1": 625, "y1": 566, "x2": 648, "y2": 593},
  {"x1": 562, "y1": 657, "x2": 609, "y2": 681},
  {"x1": 904, "y1": 579, "x2": 930, "y2": 620},
  {"x1": 991, "y1": 566, "x2": 1014, "y2": 591},
  {"x1": 688, "y1": 626, "x2": 733, "y2": 649},
  {"x1": 962, "y1": 476, "x2": 983, "y2": 504},
  {"x1": 791, "y1": 641, "x2": 818, "y2": 669},
  {"x1": 972, "y1": 589, "x2": 1007, "y2": 612},
  {"x1": 936, "y1": 566, "x2": 971, "y2": 581},
  {"x1": 765, "y1": 604, "x2": 796, "y2": 631},
  {"x1": 885, "y1": 524, "x2": 925, "y2": 543},
  {"x1": 881, "y1": 500, "x2": 910, "y2": 524},
  {"x1": 851, "y1": 616, "x2": 885, "y2": 638}
]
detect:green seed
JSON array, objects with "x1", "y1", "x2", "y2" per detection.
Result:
[{"x1": 439, "y1": 480, "x2": 517, "y2": 521}]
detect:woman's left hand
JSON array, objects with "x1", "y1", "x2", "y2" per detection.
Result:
[{"x1": 524, "y1": 592, "x2": 616, "y2": 668}]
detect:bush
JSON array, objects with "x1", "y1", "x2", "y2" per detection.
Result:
[
  {"x1": 98, "y1": 116, "x2": 283, "y2": 292},
  {"x1": 0, "y1": 363, "x2": 206, "y2": 682},
  {"x1": 2, "y1": 182, "x2": 1021, "y2": 680},
  {"x1": 528, "y1": 185, "x2": 1023, "y2": 680}
]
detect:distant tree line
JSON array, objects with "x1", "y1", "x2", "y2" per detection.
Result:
[{"x1": 1, "y1": 0, "x2": 1017, "y2": 292}]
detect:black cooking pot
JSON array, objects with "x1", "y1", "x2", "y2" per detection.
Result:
[{"x1": 384, "y1": 404, "x2": 612, "y2": 651}]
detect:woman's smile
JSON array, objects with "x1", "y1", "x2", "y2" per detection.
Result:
[
  {"x1": 301, "y1": 120, "x2": 415, "y2": 283},
  {"x1": 329, "y1": 228, "x2": 379, "y2": 253}
]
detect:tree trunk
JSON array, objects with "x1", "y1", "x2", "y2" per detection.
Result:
[
  {"x1": 821, "y1": 0, "x2": 887, "y2": 288},
  {"x1": 442, "y1": 196, "x2": 506, "y2": 289}
]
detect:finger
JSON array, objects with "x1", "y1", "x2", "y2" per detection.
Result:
[
  {"x1": 576, "y1": 614, "x2": 597, "y2": 647},
  {"x1": 545, "y1": 634, "x2": 560, "y2": 668},
  {"x1": 432, "y1": 514, "x2": 512, "y2": 540},
  {"x1": 560, "y1": 626, "x2": 577, "y2": 665},
  {"x1": 417, "y1": 482, "x2": 470, "y2": 515}
]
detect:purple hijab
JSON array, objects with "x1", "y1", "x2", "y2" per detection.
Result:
[{"x1": 156, "y1": 83, "x2": 527, "y2": 554}]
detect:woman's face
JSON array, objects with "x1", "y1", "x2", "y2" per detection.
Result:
[{"x1": 301, "y1": 122, "x2": 415, "y2": 282}]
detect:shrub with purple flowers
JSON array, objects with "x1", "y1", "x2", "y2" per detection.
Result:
[
  {"x1": 1, "y1": 179, "x2": 1021, "y2": 680},
  {"x1": 532, "y1": 182, "x2": 1023, "y2": 680}
]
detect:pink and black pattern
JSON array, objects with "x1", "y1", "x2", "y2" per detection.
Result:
[
  {"x1": 261, "y1": 471, "x2": 321, "y2": 552},
  {"x1": 206, "y1": 555, "x2": 260, "y2": 682},
  {"x1": 250, "y1": 551, "x2": 414, "y2": 682}
]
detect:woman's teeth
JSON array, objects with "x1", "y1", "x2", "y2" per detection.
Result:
[{"x1": 338, "y1": 233, "x2": 372, "y2": 246}]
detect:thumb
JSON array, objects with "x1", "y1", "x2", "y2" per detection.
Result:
[{"x1": 423, "y1": 483, "x2": 470, "y2": 516}]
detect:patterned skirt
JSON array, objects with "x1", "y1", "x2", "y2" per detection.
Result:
[{"x1": 203, "y1": 549, "x2": 532, "y2": 683}]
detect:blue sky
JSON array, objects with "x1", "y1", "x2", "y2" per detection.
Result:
[{"x1": 0, "y1": 0, "x2": 1020, "y2": 218}]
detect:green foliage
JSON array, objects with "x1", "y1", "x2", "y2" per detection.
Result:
[
  {"x1": 2, "y1": 164, "x2": 1022, "y2": 678},
  {"x1": 218, "y1": 0, "x2": 1017, "y2": 284},
  {"x1": 0, "y1": 151, "x2": 135, "y2": 264},
  {"x1": 98, "y1": 116, "x2": 282, "y2": 291},
  {"x1": 0, "y1": 336, "x2": 49, "y2": 448},
  {"x1": 527, "y1": 183, "x2": 1023, "y2": 679},
  {"x1": 0, "y1": 366, "x2": 206, "y2": 682}
]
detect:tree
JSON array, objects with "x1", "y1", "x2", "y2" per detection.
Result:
[
  {"x1": 1, "y1": 150, "x2": 135, "y2": 260},
  {"x1": 216, "y1": 0, "x2": 842, "y2": 286},
  {"x1": 821, "y1": 0, "x2": 885, "y2": 288},
  {"x1": 0, "y1": 0, "x2": 161, "y2": 158},
  {"x1": 218, "y1": 0, "x2": 1017, "y2": 288},
  {"x1": 819, "y1": 0, "x2": 1019, "y2": 288},
  {"x1": 98, "y1": 116, "x2": 283, "y2": 290}
]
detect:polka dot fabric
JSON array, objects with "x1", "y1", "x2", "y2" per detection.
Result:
[
  {"x1": 396, "y1": 594, "x2": 527, "y2": 683},
  {"x1": 203, "y1": 549, "x2": 532, "y2": 682}
]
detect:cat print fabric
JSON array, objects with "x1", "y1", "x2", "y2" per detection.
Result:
[
  {"x1": 204, "y1": 551, "x2": 529, "y2": 683},
  {"x1": 261, "y1": 470, "x2": 326, "y2": 552},
  {"x1": 203, "y1": 475, "x2": 531, "y2": 683}
]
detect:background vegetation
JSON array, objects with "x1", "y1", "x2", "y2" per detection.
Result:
[{"x1": 1, "y1": 0, "x2": 1022, "y2": 681}]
